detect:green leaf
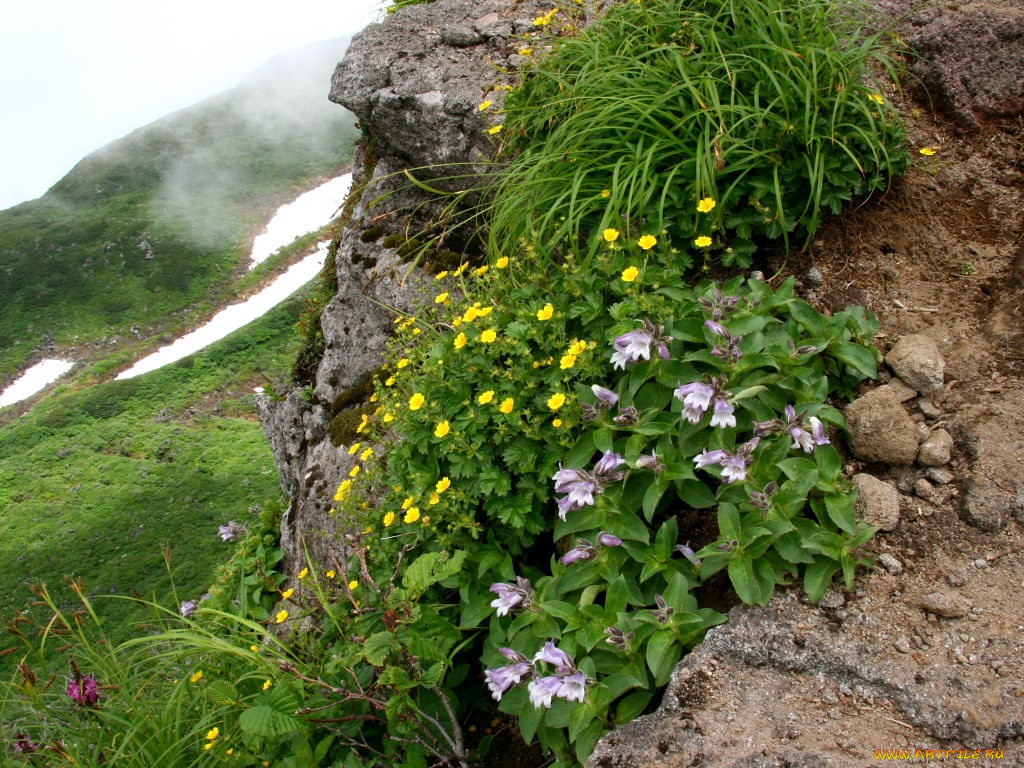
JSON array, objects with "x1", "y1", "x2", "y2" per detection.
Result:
[
  {"x1": 206, "y1": 680, "x2": 239, "y2": 708},
  {"x1": 239, "y1": 704, "x2": 303, "y2": 738},
  {"x1": 403, "y1": 550, "x2": 467, "y2": 593},
  {"x1": 804, "y1": 557, "x2": 840, "y2": 603},
  {"x1": 824, "y1": 493, "x2": 857, "y2": 534},
  {"x1": 364, "y1": 631, "x2": 397, "y2": 665},
  {"x1": 645, "y1": 630, "x2": 680, "y2": 686},
  {"x1": 727, "y1": 553, "x2": 761, "y2": 604},
  {"x1": 831, "y1": 341, "x2": 877, "y2": 379},
  {"x1": 615, "y1": 689, "x2": 654, "y2": 724}
]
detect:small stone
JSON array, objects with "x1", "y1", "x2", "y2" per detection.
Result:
[
  {"x1": 805, "y1": 266, "x2": 825, "y2": 287},
  {"x1": 845, "y1": 389, "x2": 921, "y2": 465},
  {"x1": 961, "y1": 482, "x2": 1007, "y2": 532},
  {"x1": 918, "y1": 592, "x2": 970, "y2": 618},
  {"x1": 820, "y1": 688, "x2": 839, "y2": 705},
  {"x1": 441, "y1": 26, "x2": 484, "y2": 46},
  {"x1": 918, "y1": 397, "x2": 942, "y2": 418},
  {"x1": 918, "y1": 428, "x2": 954, "y2": 467},
  {"x1": 885, "y1": 334, "x2": 945, "y2": 394},
  {"x1": 894, "y1": 636, "x2": 912, "y2": 653},
  {"x1": 878, "y1": 379, "x2": 918, "y2": 403},
  {"x1": 852, "y1": 473, "x2": 902, "y2": 531},
  {"x1": 877, "y1": 553, "x2": 903, "y2": 574},
  {"x1": 974, "y1": 558, "x2": 989, "y2": 569},
  {"x1": 838, "y1": 683, "x2": 854, "y2": 698},
  {"x1": 914, "y1": 478, "x2": 936, "y2": 500},
  {"x1": 926, "y1": 467, "x2": 955, "y2": 485},
  {"x1": 946, "y1": 569, "x2": 968, "y2": 587},
  {"x1": 818, "y1": 589, "x2": 846, "y2": 609},
  {"x1": 749, "y1": 270, "x2": 765, "y2": 281}
]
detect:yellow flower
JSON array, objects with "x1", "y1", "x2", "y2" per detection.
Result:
[
  {"x1": 478, "y1": 390, "x2": 495, "y2": 405},
  {"x1": 694, "y1": 236, "x2": 713, "y2": 248},
  {"x1": 349, "y1": 580, "x2": 359, "y2": 590},
  {"x1": 637, "y1": 235, "x2": 657, "y2": 250},
  {"x1": 412, "y1": 328, "x2": 421, "y2": 335},
  {"x1": 275, "y1": 610, "x2": 288, "y2": 624},
  {"x1": 189, "y1": 670, "x2": 204, "y2": 683},
  {"x1": 206, "y1": 729, "x2": 220, "y2": 742},
  {"x1": 696, "y1": 197, "x2": 717, "y2": 213},
  {"x1": 600, "y1": 189, "x2": 611, "y2": 198},
  {"x1": 347, "y1": 443, "x2": 361, "y2": 455},
  {"x1": 436, "y1": 476, "x2": 451, "y2": 493},
  {"x1": 559, "y1": 353, "x2": 577, "y2": 370},
  {"x1": 434, "y1": 420, "x2": 451, "y2": 438},
  {"x1": 603, "y1": 228, "x2": 620, "y2": 242},
  {"x1": 369, "y1": 392, "x2": 378, "y2": 402},
  {"x1": 409, "y1": 392, "x2": 425, "y2": 410},
  {"x1": 480, "y1": 328, "x2": 497, "y2": 343},
  {"x1": 360, "y1": 447, "x2": 374, "y2": 462},
  {"x1": 429, "y1": 492, "x2": 440, "y2": 505},
  {"x1": 355, "y1": 414, "x2": 369, "y2": 433},
  {"x1": 547, "y1": 392, "x2": 566, "y2": 411},
  {"x1": 349, "y1": 465, "x2": 361, "y2": 478},
  {"x1": 263, "y1": 680, "x2": 272, "y2": 690},
  {"x1": 536, "y1": 303, "x2": 554, "y2": 321},
  {"x1": 499, "y1": 397, "x2": 514, "y2": 414},
  {"x1": 496, "y1": 256, "x2": 509, "y2": 268},
  {"x1": 518, "y1": 47, "x2": 534, "y2": 56},
  {"x1": 401, "y1": 496, "x2": 415, "y2": 510},
  {"x1": 476, "y1": 306, "x2": 493, "y2": 317},
  {"x1": 404, "y1": 507, "x2": 421, "y2": 524},
  {"x1": 569, "y1": 339, "x2": 587, "y2": 355},
  {"x1": 479, "y1": 100, "x2": 493, "y2": 111},
  {"x1": 281, "y1": 588, "x2": 294, "y2": 600},
  {"x1": 452, "y1": 316, "x2": 463, "y2": 327},
  {"x1": 552, "y1": 418, "x2": 563, "y2": 428},
  {"x1": 227, "y1": 749, "x2": 234, "y2": 755},
  {"x1": 422, "y1": 516, "x2": 431, "y2": 524},
  {"x1": 435, "y1": 270, "x2": 449, "y2": 280},
  {"x1": 383, "y1": 511, "x2": 396, "y2": 527},
  {"x1": 326, "y1": 570, "x2": 336, "y2": 579},
  {"x1": 334, "y1": 479, "x2": 352, "y2": 501},
  {"x1": 453, "y1": 262, "x2": 468, "y2": 275},
  {"x1": 383, "y1": 412, "x2": 395, "y2": 423},
  {"x1": 384, "y1": 376, "x2": 396, "y2": 387},
  {"x1": 487, "y1": 125, "x2": 504, "y2": 135},
  {"x1": 463, "y1": 305, "x2": 480, "y2": 322},
  {"x1": 621, "y1": 266, "x2": 640, "y2": 282},
  {"x1": 250, "y1": 645, "x2": 260, "y2": 653},
  {"x1": 298, "y1": 568, "x2": 309, "y2": 580},
  {"x1": 204, "y1": 743, "x2": 214, "y2": 751},
  {"x1": 397, "y1": 358, "x2": 410, "y2": 369},
  {"x1": 475, "y1": 265, "x2": 489, "y2": 276},
  {"x1": 919, "y1": 146, "x2": 937, "y2": 156},
  {"x1": 868, "y1": 93, "x2": 885, "y2": 104},
  {"x1": 435, "y1": 292, "x2": 449, "y2": 305},
  {"x1": 454, "y1": 332, "x2": 468, "y2": 349}
]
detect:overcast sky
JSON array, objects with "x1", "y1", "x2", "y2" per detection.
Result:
[{"x1": 0, "y1": 0, "x2": 385, "y2": 211}]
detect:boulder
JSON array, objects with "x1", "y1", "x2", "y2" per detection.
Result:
[
  {"x1": 844, "y1": 388, "x2": 920, "y2": 465},
  {"x1": 885, "y1": 334, "x2": 945, "y2": 395},
  {"x1": 852, "y1": 473, "x2": 902, "y2": 531}
]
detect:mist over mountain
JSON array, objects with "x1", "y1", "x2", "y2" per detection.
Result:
[{"x1": 0, "y1": 37, "x2": 358, "y2": 378}]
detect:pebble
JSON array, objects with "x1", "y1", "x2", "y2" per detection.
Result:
[
  {"x1": 946, "y1": 568, "x2": 968, "y2": 587},
  {"x1": 894, "y1": 636, "x2": 912, "y2": 653},
  {"x1": 877, "y1": 553, "x2": 903, "y2": 574},
  {"x1": 926, "y1": 467, "x2": 955, "y2": 485},
  {"x1": 918, "y1": 397, "x2": 942, "y2": 418},
  {"x1": 805, "y1": 266, "x2": 825, "y2": 286},
  {"x1": 820, "y1": 688, "x2": 839, "y2": 705},
  {"x1": 914, "y1": 478, "x2": 936, "y2": 500},
  {"x1": 974, "y1": 558, "x2": 989, "y2": 569},
  {"x1": 918, "y1": 591, "x2": 970, "y2": 618},
  {"x1": 818, "y1": 589, "x2": 846, "y2": 609},
  {"x1": 918, "y1": 428, "x2": 954, "y2": 467}
]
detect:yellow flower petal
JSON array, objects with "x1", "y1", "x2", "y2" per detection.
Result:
[
  {"x1": 281, "y1": 588, "x2": 294, "y2": 600},
  {"x1": 263, "y1": 679, "x2": 272, "y2": 690},
  {"x1": 409, "y1": 392, "x2": 425, "y2": 410},
  {"x1": 480, "y1": 329, "x2": 497, "y2": 343},
  {"x1": 436, "y1": 476, "x2": 451, "y2": 493},
  {"x1": 536, "y1": 303, "x2": 554, "y2": 321},
  {"x1": 206, "y1": 727, "x2": 220, "y2": 741},
  {"x1": 454, "y1": 332, "x2": 468, "y2": 349},
  {"x1": 383, "y1": 511, "x2": 396, "y2": 527},
  {"x1": 499, "y1": 397, "x2": 514, "y2": 414},
  {"x1": 275, "y1": 610, "x2": 289, "y2": 624},
  {"x1": 495, "y1": 256, "x2": 509, "y2": 269},
  {"x1": 621, "y1": 266, "x2": 639, "y2": 282},
  {"x1": 347, "y1": 443, "x2": 361, "y2": 455},
  {"x1": 404, "y1": 507, "x2": 421, "y2": 524},
  {"x1": 694, "y1": 236, "x2": 713, "y2": 248},
  {"x1": 348, "y1": 580, "x2": 359, "y2": 590},
  {"x1": 600, "y1": 189, "x2": 611, "y2": 198},
  {"x1": 696, "y1": 197, "x2": 717, "y2": 213},
  {"x1": 637, "y1": 235, "x2": 657, "y2": 250},
  {"x1": 479, "y1": 100, "x2": 493, "y2": 111},
  {"x1": 603, "y1": 228, "x2": 620, "y2": 242},
  {"x1": 435, "y1": 292, "x2": 449, "y2": 304},
  {"x1": 919, "y1": 146, "x2": 937, "y2": 156},
  {"x1": 189, "y1": 670, "x2": 204, "y2": 683},
  {"x1": 559, "y1": 354, "x2": 577, "y2": 370},
  {"x1": 326, "y1": 570, "x2": 336, "y2": 579},
  {"x1": 547, "y1": 392, "x2": 566, "y2": 411},
  {"x1": 298, "y1": 568, "x2": 309, "y2": 580},
  {"x1": 487, "y1": 125, "x2": 504, "y2": 135},
  {"x1": 478, "y1": 390, "x2": 495, "y2": 405},
  {"x1": 434, "y1": 420, "x2": 451, "y2": 438}
]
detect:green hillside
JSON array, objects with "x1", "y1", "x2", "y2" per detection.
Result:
[{"x1": 0, "y1": 38, "x2": 357, "y2": 378}]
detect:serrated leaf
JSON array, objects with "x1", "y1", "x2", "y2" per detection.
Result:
[
  {"x1": 831, "y1": 341, "x2": 877, "y2": 379},
  {"x1": 205, "y1": 680, "x2": 239, "y2": 708},
  {"x1": 402, "y1": 550, "x2": 467, "y2": 593},
  {"x1": 364, "y1": 631, "x2": 397, "y2": 665},
  {"x1": 239, "y1": 704, "x2": 303, "y2": 738}
]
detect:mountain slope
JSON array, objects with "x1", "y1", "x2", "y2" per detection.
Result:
[{"x1": 0, "y1": 37, "x2": 358, "y2": 379}]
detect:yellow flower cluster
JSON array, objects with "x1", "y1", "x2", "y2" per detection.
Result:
[{"x1": 534, "y1": 8, "x2": 559, "y2": 26}]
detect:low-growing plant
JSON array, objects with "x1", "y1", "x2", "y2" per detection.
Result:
[{"x1": 490, "y1": 0, "x2": 909, "y2": 268}]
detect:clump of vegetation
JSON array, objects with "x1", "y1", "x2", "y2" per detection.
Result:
[
  {"x1": 490, "y1": 0, "x2": 909, "y2": 268},
  {"x1": 1, "y1": 0, "x2": 909, "y2": 765}
]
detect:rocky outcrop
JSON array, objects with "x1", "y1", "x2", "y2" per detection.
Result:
[{"x1": 258, "y1": 0, "x2": 551, "y2": 571}]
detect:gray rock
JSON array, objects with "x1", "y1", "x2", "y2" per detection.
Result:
[
  {"x1": 918, "y1": 592, "x2": 970, "y2": 619},
  {"x1": 946, "y1": 569, "x2": 968, "y2": 587},
  {"x1": 906, "y1": 3, "x2": 1024, "y2": 127},
  {"x1": 852, "y1": 473, "x2": 903, "y2": 531},
  {"x1": 805, "y1": 266, "x2": 825, "y2": 287},
  {"x1": 961, "y1": 482, "x2": 1007, "y2": 532},
  {"x1": 877, "y1": 553, "x2": 903, "y2": 575},
  {"x1": 845, "y1": 388, "x2": 921, "y2": 465},
  {"x1": 885, "y1": 334, "x2": 945, "y2": 395},
  {"x1": 879, "y1": 378, "x2": 918, "y2": 403},
  {"x1": 926, "y1": 467, "x2": 955, "y2": 485},
  {"x1": 817, "y1": 589, "x2": 846, "y2": 609},
  {"x1": 918, "y1": 397, "x2": 942, "y2": 418},
  {"x1": 918, "y1": 428, "x2": 954, "y2": 467}
]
